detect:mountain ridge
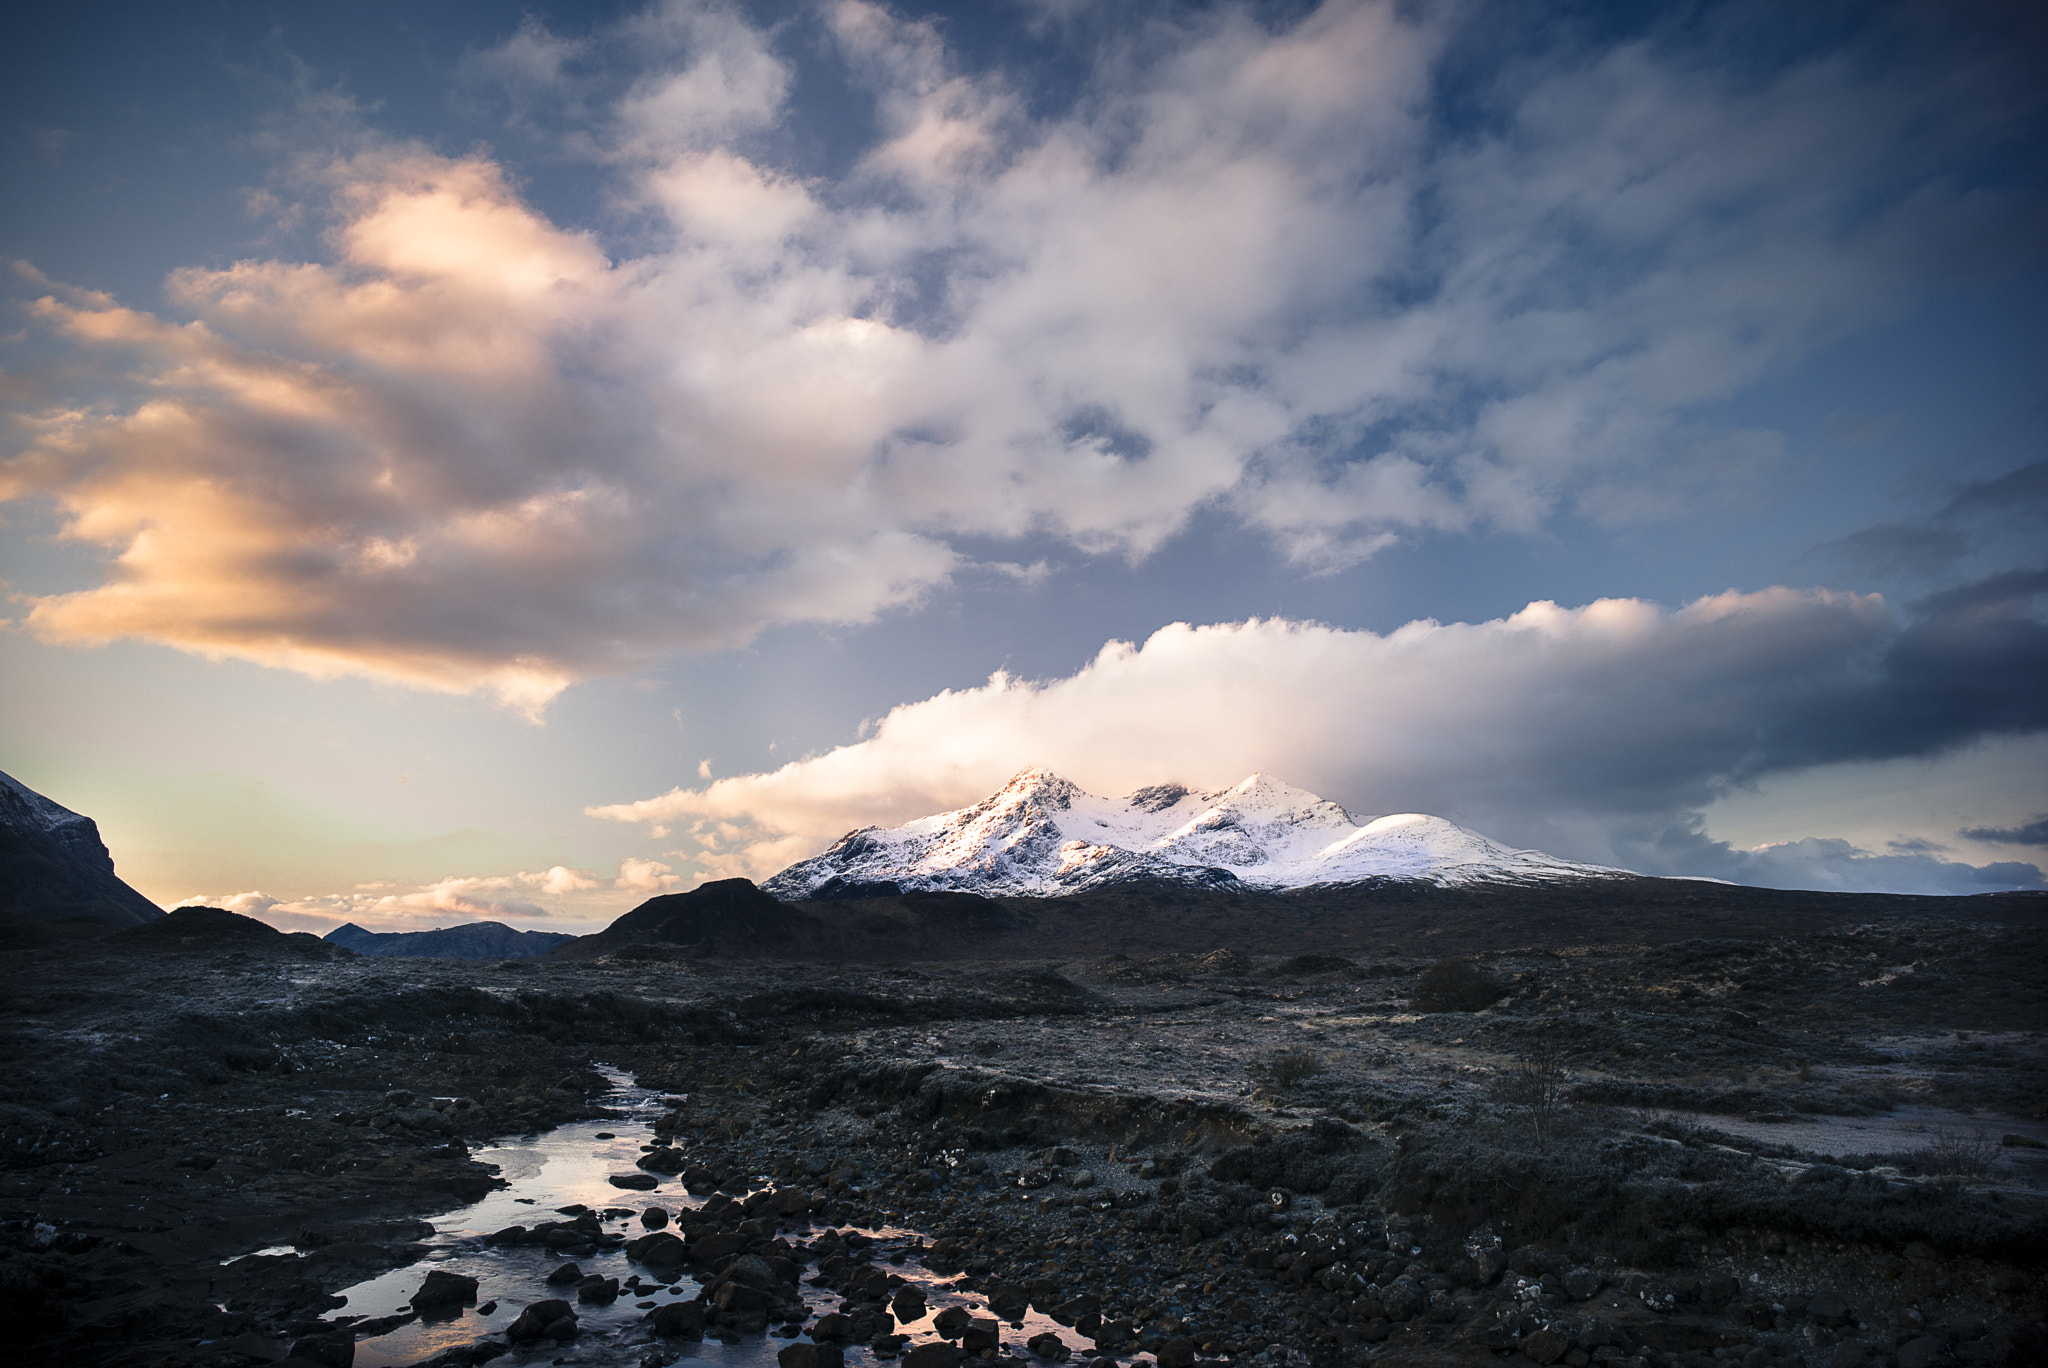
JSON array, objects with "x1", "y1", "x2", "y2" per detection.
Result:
[
  {"x1": 322, "y1": 920, "x2": 575, "y2": 960},
  {"x1": 0, "y1": 768, "x2": 162, "y2": 927},
  {"x1": 762, "y1": 766, "x2": 1623, "y2": 900}
]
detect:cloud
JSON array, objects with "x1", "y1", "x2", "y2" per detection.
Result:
[
  {"x1": 590, "y1": 577, "x2": 2048, "y2": 884},
  {"x1": 1628, "y1": 827, "x2": 2040, "y2": 896},
  {"x1": 5, "y1": 0, "x2": 2039, "y2": 707},
  {"x1": 173, "y1": 857, "x2": 674, "y2": 934},
  {"x1": 1960, "y1": 813, "x2": 2048, "y2": 847},
  {"x1": 1816, "y1": 459, "x2": 2048, "y2": 581}
]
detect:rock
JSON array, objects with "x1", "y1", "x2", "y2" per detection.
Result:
[
  {"x1": 1427, "y1": 1290, "x2": 1458, "y2": 1322},
  {"x1": 1521, "y1": 1325, "x2": 1571, "y2": 1365},
  {"x1": 408, "y1": 1269, "x2": 479, "y2": 1313},
  {"x1": 627, "y1": 1232, "x2": 689, "y2": 1266},
  {"x1": 505, "y1": 1299, "x2": 577, "y2": 1343},
  {"x1": 485, "y1": 1225, "x2": 527, "y2": 1246},
  {"x1": 1051, "y1": 1295, "x2": 1101, "y2": 1327},
  {"x1": 575, "y1": 1274, "x2": 619, "y2": 1304},
  {"x1": 288, "y1": 1332, "x2": 355, "y2": 1368},
  {"x1": 1092, "y1": 1318, "x2": 1137, "y2": 1350},
  {"x1": 934, "y1": 1305, "x2": 975, "y2": 1337},
  {"x1": 1156, "y1": 1337, "x2": 1198, "y2": 1368},
  {"x1": 646, "y1": 1301, "x2": 706, "y2": 1337},
  {"x1": 1898, "y1": 1336, "x2": 1953, "y2": 1368},
  {"x1": 811, "y1": 1312, "x2": 853, "y2": 1341},
  {"x1": 1471, "y1": 1246, "x2": 1506, "y2": 1286},
  {"x1": 962, "y1": 1317, "x2": 1001, "y2": 1351},
  {"x1": 1808, "y1": 1293, "x2": 1851, "y2": 1328},
  {"x1": 892, "y1": 1288, "x2": 929, "y2": 1323},
  {"x1": 780, "y1": 1345, "x2": 846, "y2": 1368},
  {"x1": 902, "y1": 1344, "x2": 967, "y2": 1368},
  {"x1": 1830, "y1": 1343, "x2": 1876, "y2": 1368},
  {"x1": 1067, "y1": 1170, "x2": 1095, "y2": 1189},
  {"x1": 987, "y1": 1285, "x2": 1030, "y2": 1320},
  {"x1": 1380, "y1": 1277, "x2": 1426, "y2": 1323},
  {"x1": 1027, "y1": 1331, "x2": 1073, "y2": 1361},
  {"x1": 609, "y1": 1171, "x2": 660, "y2": 1190},
  {"x1": 713, "y1": 1280, "x2": 772, "y2": 1313},
  {"x1": 545, "y1": 1261, "x2": 583, "y2": 1285},
  {"x1": 641, "y1": 1207, "x2": 669, "y2": 1229},
  {"x1": 693, "y1": 1231, "x2": 749, "y2": 1261},
  {"x1": 1563, "y1": 1267, "x2": 1602, "y2": 1300}
]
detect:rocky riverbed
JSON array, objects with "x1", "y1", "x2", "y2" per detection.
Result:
[{"x1": 1, "y1": 909, "x2": 2044, "y2": 1367}]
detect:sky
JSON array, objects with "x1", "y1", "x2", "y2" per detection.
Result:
[{"x1": 2, "y1": 0, "x2": 2045, "y2": 935}]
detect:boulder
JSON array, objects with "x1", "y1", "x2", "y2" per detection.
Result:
[
  {"x1": 626, "y1": 1232, "x2": 688, "y2": 1266},
  {"x1": 505, "y1": 1300, "x2": 576, "y2": 1343},
  {"x1": 1563, "y1": 1267, "x2": 1602, "y2": 1300},
  {"x1": 693, "y1": 1231, "x2": 749, "y2": 1261},
  {"x1": 1027, "y1": 1331, "x2": 1072, "y2": 1361},
  {"x1": 609, "y1": 1172, "x2": 660, "y2": 1190},
  {"x1": 1520, "y1": 1325, "x2": 1571, "y2": 1366},
  {"x1": 408, "y1": 1270, "x2": 479, "y2": 1313},
  {"x1": 646, "y1": 1301, "x2": 706, "y2": 1338}
]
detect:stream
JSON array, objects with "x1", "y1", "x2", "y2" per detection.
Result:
[{"x1": 314, "y1": 1068, "x2": 1070, "y2": 1366}]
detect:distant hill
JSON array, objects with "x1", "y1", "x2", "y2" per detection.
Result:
[
  {"x1": 553, "y1": 872, "x2": 2047, "y2": 963},
  {"x1": 323, "y1": 920, "x2": 575, "y2": 960},
  {"x1": 112, "y1": 905, "x2": 349, "y2": 959},
  {"x1": 0, "y1": 768, "x2": 162, "y2": 928}
]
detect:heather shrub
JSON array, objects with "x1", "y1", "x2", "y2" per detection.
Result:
[{"x1": 1411, "y1": 958, "x2": 1504, "y2": 1012}]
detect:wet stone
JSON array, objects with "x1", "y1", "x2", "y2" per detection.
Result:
[{"x1": 408, "y1": 1268, "x2": 479, "y2": 1313}]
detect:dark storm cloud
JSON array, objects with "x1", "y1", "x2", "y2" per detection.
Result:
[{"x1": 1960, "y1": 814, "x2": 2048, "y2": 847}]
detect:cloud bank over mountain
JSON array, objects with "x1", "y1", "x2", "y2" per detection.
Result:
[
  {"x1": 6, "y1": 0, "x2": 2039, "y2": 709},
  {"x1": 593, "y1": 581, "x2": 2048, "y2": 893}
]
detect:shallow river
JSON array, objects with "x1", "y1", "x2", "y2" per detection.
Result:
[{"x1": 322, "y1": 1069, "x2": 1069, "y2": 1366}]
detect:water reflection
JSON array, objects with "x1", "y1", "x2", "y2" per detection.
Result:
[{"x1": 321, "y1": 1069, "x2": 1068, "y2": 1366}]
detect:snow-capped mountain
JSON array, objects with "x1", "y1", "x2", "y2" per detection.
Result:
[{"x1": 762, "y1": 767, "x2": 1626, "y2": 899}]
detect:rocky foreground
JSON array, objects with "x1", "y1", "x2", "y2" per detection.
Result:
[{"x1": 1, "y1": 907, "x2": 2044, "y2": 1368}]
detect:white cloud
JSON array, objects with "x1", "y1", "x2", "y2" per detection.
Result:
[
  {"x1": 591, "y1": 582, "x2": 2047, "y2": 887},
  {"x1": 5, "y1": 1, "x2": 2036, "y2": 706}
]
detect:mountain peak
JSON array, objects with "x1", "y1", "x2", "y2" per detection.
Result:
[{"x1": 763, "y1": 770, "x2": 1624, "y2": 899}]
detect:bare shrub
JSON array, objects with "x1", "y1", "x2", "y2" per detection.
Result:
[
  {"x1": 1916, "y1": 1126, "x2": 2000, "y2": 1178},
  {"x1": 1252, "y1": 1046, "x2": 1324, "y2": 1094},
  {"x1": 1412, "y1": 958, "x2": 1504, "y2": 1013},
  {"x1": 1491, "y1": 1027, "x2": 1569, "y2": 1146}
]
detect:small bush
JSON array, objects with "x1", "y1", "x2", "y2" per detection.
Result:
[
  {"x1": 1412, "y1": 958, "x2": 1504, "y2": 1013},
  {"x1": 1252, "y1": 1046, "x2": 1324, "y2": 1093}
]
